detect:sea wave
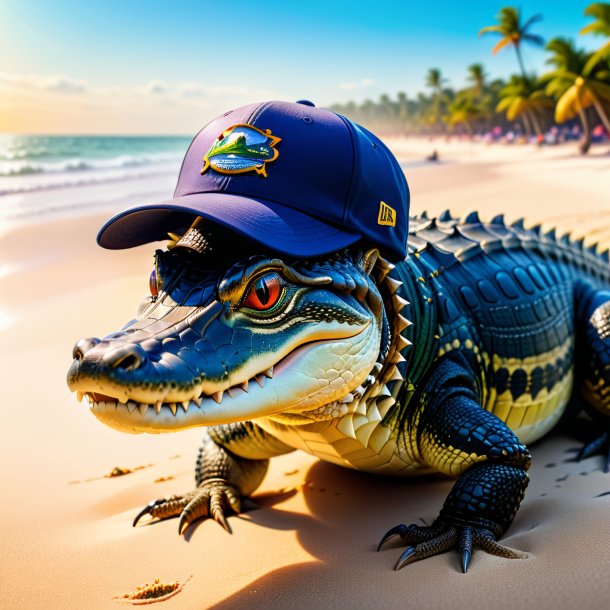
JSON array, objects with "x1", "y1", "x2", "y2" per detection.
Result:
[
  {"x1": 0, "y1": 166, "x2": 179, "y2": 197},
  {"x1": 0, "y1": 153, "x2": 182, "y2": 177}
]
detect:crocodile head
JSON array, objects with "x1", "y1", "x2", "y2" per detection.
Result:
[{"x1": 67, "y1": 224, "x2": 409, "y2": 434}]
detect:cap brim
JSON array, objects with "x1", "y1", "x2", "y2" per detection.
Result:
[{"x1": 97, "y1": 192, "x2": 361, "y2": 257}]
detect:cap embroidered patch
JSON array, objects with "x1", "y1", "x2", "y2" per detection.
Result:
[
  {"x1": 378, "y1": 201, "x2": 396, "y2": 227},
  {"x1": 201, "y1": 124, "x2": 281, "y2": 177}
]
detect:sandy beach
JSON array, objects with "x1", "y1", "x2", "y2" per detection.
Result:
[{"x1": 2, "y1": 139, "x2": 610, "y2": 610}]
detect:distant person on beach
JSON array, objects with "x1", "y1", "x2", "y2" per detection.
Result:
[{"x1": 427, "y1": 150, "x2": 439, "y2": 162}]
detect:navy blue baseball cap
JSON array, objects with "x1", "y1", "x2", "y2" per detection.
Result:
[{"x1": 97, "y1": 100, "x2": 410, "y2": 261}]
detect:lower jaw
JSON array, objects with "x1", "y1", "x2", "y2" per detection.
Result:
[
  {"x1": 89, "y1": 398, "x2": 213, "y2": 434},
  {"x1": 86, "y1": 332, "x2": 381, "y2": 434}
]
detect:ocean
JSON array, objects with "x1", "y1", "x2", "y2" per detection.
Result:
[
  {"x1": 0, "y1": 134, "x2": 190, "y2": 223},
  {"x1": 0, "y1": 134, "x2": 426, "y2": 225}
]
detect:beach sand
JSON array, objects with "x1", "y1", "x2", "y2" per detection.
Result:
[{"x1": 1, "y1": 139, "x2": 610, "y2": 609}]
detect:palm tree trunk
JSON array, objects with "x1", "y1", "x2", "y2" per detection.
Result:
[
  {"x1": 514, "y1": 43, "x2": 528, "y2": 81},
  {"x1": 590, "y1": 92, "x2": 610, "y2": 134},
  {"x1": 578, "y1": 109, "x2": 591, "y2": 155},
  {"x1": 528, "y1": 110, "x2": 542, "y2": 136},
  {"x1": 528, "y1": 110, "x2": 544, "y2": 145},
  {"x1": 521, "y1": 111, "x2": 532, "y2": 138}
]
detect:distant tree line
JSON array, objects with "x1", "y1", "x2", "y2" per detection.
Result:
[{"x1": 331, "y1": 4, "x2": 610, "y2": 154}]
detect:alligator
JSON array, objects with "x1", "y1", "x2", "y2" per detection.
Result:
[{"x1": 67, "y1": 211, "x2": 610, "y2": 573}]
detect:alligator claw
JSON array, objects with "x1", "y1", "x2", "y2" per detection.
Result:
[
  {"x1": 459, "y1": 525, "x2": 474, "y2": 573},
  {"x1": 394, "y1": 547, "x2": 418, "y2": 570},
  {"x1": 133, "y1": 499, "x2": 164, "y2": 527},
  {"x1": 133, "y1": 479, "x2": 242, "y2": 535},
  {"x1": 380, "y1": 521, "x2": 527, "y2": 572},
  {"x1": 377, "y1": 524, "x2": 407, "y2": 551},
  {"x1": 461, "y1": 548, "x2": 472, "y2": 573}
]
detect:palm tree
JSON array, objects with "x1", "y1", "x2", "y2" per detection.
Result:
[
  {"x1": 447, "y1": 94, "x2": 484, "y2": 135},
  {"x1": 425, "y1": 68, "x2": 448, "y2": 132},
  {"x1": 467, "y1": 63, "x2": 488, "y2": 98},
  {"x1": 581, "y1": 3, "x2": 610, "y2": 73},
  {"x1": 541, "y1": 37, "x2": 596, "y2": 153},
  {"x1": 496, "y1": 75, "x2": 552, "y2": 138},
  {"x1": 479, "y1": 7, "x2": 544, "y2": 80},
  {"x1": 541, "y1": 37, "x2": 610, "y2": 139}
]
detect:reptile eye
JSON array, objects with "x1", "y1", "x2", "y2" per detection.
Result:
[
  {"x1": 149, "y1": 269, "x2": 158, "y2": 298},
  {"x1": 242, "y1": 273, "x2": 282, "y2": 311}
]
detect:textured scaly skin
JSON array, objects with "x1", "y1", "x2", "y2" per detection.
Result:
[{"x1": 68, "y1": 211, "x2": 610, "y2": 571}]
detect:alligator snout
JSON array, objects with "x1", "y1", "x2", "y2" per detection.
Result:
[
  {"x1": 72, "y1": 336, "x2": 149, "y2": 370},
  {"x1": 72, "y1": 337, "x2": 100, "y2": 361},
  {"x1": 67, "y1": 334, "x2": 155, "y2": 401}
]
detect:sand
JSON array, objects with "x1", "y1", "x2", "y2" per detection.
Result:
[{"x1": 1, "y1": 139, "x2": 610, "y2": 610}]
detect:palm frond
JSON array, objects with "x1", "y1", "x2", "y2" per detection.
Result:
[
  {"x1": 522, "y1": 13, "x2": 544, "y2": 32},
  {"x1": 479, "y1": 25, "x2": 506, "y2": 36},
  {"x1": 582, "y1": 3, "x2": 610, "y2": 36},
  {"x1": 590, "y1": 79, "x2": 610, "y2": 102},
  {"x1": 522, "y1": 33, "x2": 545, "y2": 47},
  {"x1": 507, "y1": 97, "x2": 526, "y2": 121},
  {"x1": 580, "y1": 22, "x2": 605, "y2": 35},
  {"x1": 556, "y1": 85, "x2": 585, "y2": 122},
  {"x1": 495, "y1": 97, "x2": 513, "y2": 112},
  {"x1": 493, "y1": 37, "x2": 513, "y2": 55},
  {"x1": 583, "y1": 41, "x2": 610, "y2": 75}
]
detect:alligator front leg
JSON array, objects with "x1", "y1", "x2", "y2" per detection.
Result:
[
  {"x1": 379, "y1": 355, "x2": 531, "y2": 572},
  {"x1": 134, "y1": 421, "x2": 294, "y2": 534}
]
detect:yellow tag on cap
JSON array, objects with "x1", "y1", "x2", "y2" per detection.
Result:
[{"x1": 378, "y1": 201, "x2": 396, "y2": 227}]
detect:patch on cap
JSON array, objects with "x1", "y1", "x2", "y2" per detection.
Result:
[
  {"x1": 377, "y1": 201, "x2": 396, "y2": 227},
  {"x1": 201, "y1": 123, "x2": 281, "y2": 178}
]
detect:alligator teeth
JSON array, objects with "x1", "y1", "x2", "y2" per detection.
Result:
[
  {"x1": 138, "y1": 403, "x2": 149, "y2": 416},
  {"x1": 85, "y1": 393, "x2": 93, "y2": 405},
  {"x1": 169, "y1": 403, "x2": 177, "y2": 416},
  {"x1": 154, "y1": 402, "x2": 162, "y2": 414},
  {"x1": 193, "y1": 397, "x2": 202, "y2": 407},
  {"x1": 127, "y1": 401, "x2": 137, "y2": 414},
  {"x1": 76, "y1": 391, "x2": 84, "y2": 403},
  {"x1": 181, "y1": 401, "x2": 190, "y2": 412},
  {"x1": 265, "y1": 366, "x2": 274, "y2": 379},
  {"x1": 240, "y1": 381, "x2": 249, "y2": 393},
  {"x1": 372, "y1": 362, "x2": 383, "y2": 375},
  {"x1": 212, "y1": 391, "x2": 224, "y2": 404},
  {"x1": 255, "y1": 374, "x2": 266, "y2": 388}
]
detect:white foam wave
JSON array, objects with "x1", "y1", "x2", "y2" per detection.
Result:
[{"x1": 0, "y1": 152, "x2": 182, "y2": 177}]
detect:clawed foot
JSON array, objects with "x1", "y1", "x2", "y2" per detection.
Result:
[
  {"x1": 377, "y1": 522, "x2": 527, "y2": 573},
  {"x1": 133, "y1": 478, "x2": 243, "y2": 535},
  {"x1": 577, "y1": 432, "x2": 610, "y2": 473}
]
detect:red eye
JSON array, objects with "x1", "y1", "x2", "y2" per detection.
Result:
[
  {"x1": 242, "y1": 273, "x2": 282, "y2": 310},
  {"x1": 149, "y1": 269, "x2": 158, "y2": 297}
]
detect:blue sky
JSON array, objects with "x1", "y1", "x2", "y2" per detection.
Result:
[{"x1": 0, "y1": 0, "x2": 602, "y2": 133}]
